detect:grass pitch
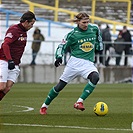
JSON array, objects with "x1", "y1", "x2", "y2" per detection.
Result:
[{"x1": 0, "y1": 83, "x2": 132, "y2": 133}]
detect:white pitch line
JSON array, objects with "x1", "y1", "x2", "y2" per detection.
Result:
[
  {"x1": 13, "y1": 105, "x2": 34, "y2": 112},
  {"x1": 1, "y1": 123, "x2": 131, "y2": 132}
]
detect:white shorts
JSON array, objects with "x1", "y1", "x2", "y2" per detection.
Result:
[
  {"x1": 0, "y1": 60, "x2": 20, "y2": 83},
  {"x1": 60, "y1": 56, "x2": 98, "y2": 83}
]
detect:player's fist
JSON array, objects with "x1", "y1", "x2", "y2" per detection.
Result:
[
  {"x1": 54, "y1": 58, "x2": 62, "y2": 67},
  {"x1": 8, "y1": 60, "x2": 15, "y2": 70}
]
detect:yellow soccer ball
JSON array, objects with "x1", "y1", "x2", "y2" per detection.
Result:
[{"x1": 93, "y1": 102, "x2": 108, "y2": 116}]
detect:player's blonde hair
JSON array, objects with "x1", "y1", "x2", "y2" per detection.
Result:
[{"x1": 67, "y1": 12, "x2": 89, "y2": 23}]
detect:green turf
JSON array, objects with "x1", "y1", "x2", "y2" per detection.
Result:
[{"x1": 0, "y1": 83, "x2": 132, "y2": 133}]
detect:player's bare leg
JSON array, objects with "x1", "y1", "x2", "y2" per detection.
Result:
[{"x1": 0, "y1": 81, "x2": 13, "y2": 101}]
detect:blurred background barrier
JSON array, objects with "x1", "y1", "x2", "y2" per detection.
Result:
[{"x1": 18, "y1": 64, "x2": 132, "y2": 83}]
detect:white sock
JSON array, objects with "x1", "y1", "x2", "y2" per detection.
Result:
[
  {"x1": 77, "y1": 98, "x2": 83, "y2": 103},
  {"x1": 41, "y1": 103, "x2": 48, "y2": 108}
]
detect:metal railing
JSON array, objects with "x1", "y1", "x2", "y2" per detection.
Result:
[
  {"x1": 1, "y1": 40, "x2": 130, "y2": 66},
  {"x1": 21, "y1": 0, "x2": 133, "y2": 34},
  {"x1": 0, "y1": 8, "x2": 74, "y2": 37}
]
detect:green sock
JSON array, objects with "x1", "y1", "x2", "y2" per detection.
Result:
[
  {"x1": 45, "y1": 87, "x2": 59, "y2": 105},
  {"x1": 80, "y1": 81, "x2": 96, "y2": 100}
]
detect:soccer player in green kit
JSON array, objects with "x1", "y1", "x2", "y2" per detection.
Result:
[{"x1": 40, "y1": 12, "x2": 103, "y2": 115}]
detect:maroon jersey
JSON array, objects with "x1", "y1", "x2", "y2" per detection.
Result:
[{"x1": 0, "y1": 23, "x2": 27, "y2": 65}]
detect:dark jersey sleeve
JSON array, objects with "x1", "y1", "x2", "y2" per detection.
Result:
[{"x1": 2, "y1": 28, "x2": 18, "y2": 60}]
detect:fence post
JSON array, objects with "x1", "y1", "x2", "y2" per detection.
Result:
[
  {"x1": 48, "y1": 22, "x2": 51, "y2": 36},
  {"x1": 127, "y1": 0, "x2": 131, "y2": 24},
  {"x1": 29, "y1": 5, "x2": 34, "y2": 12},
  {"x1": 54, "y1": 0, "x2": 59, "y2": 22},
  {"x1": 6, "y1": 12, "x2": 10, "y2": 27},
  {"x1": 91, "y1": 0, "x2": 96, "y2": 23}
]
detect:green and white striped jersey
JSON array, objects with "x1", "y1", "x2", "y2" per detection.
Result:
[{"x1": 55, "y1": 23, "x2": 103, "y2": 62}]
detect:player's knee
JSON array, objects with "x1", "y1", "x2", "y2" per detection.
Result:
[
  {"x1": 88, "y1": 72, "x2": 99, "y2": 85},
  {"x1": 0, "y1": 83, "x2": 6, "y2": 91},
  {"x1": 54, "y1": 80, "x2": 67, "y2": 92}
]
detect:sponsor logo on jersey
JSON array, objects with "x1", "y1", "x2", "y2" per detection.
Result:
[
  {"x1": 79, "y1": 42, "x2": 94, "y2": 52},
  {"x1": 5, "y1": 33, "x2": 13, "y2": 38}
]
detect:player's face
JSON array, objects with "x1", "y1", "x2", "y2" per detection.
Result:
[
  {"x1": 78, "y1": 19, "x2": 89, "y2": 30},
  {"x1": 23, "y1": 19, "x2": 36, "y2": 31}
]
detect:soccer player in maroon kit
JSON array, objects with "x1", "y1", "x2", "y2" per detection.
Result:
[{"x1": 0, "y1": 11, "x2": 36, "y2": 101}]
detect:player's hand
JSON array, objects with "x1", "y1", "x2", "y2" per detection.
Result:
[
  {"x1": 54, "y1": 58, "x2": 62, "y2": 67},
  {"x1": 8, "y1": 60, "x2": 15, "y2": 70}
]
